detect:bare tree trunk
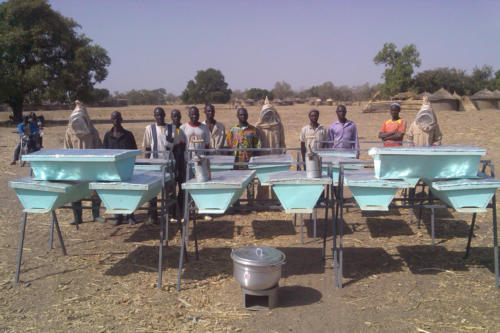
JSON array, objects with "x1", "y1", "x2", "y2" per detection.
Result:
[{"x1": 9, "y1": 97, "x2": 24, "y2": 123}]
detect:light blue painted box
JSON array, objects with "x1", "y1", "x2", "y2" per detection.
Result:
[
  {"x1": 317, "y1": 149, "x2": 357, "y2": 159},
  {"x1": 192, "y1": 155, "x2": 235, "y2": 175},
  {"x1": 369, "y1": 146, "x2": 485, "y2": 186},
  {"x1": 424, "y1": 174, "x2": 500, "y2": 213},
  {"x1": 23, "y1": 149, "x2": 141, "y2": 181},
  {"x1": 321, "y1": 156, "x2": 363, "y2": 184},
  {"x1": 89, "y1": 171, "x2": 164, "y2": 214},
  {"x1": 134, "y1": 158, "x2": 173, "y2": 172},
  {"x1": 249, "y1": 154, "x2": 293, "y2": 185},
  {"x1": 268, "y1": 171, "x2": 331, "y2": 213},
  {"x1": 344, "y1": 170, "x2": 409, "y2": 211},
  {"x1": 9, "y1": 177, "x2": 91, "y2": 213},
  {"x1": 182, "y1": 170, "x2": 255, "y2": 214}
]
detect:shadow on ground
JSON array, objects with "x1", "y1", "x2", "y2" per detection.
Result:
[
  {"x1": 278, "y1": 285, "x2": 322, "y2": 307},
  {"x1": 342, "y1": 247, "x2": 403, "y2": 286},
  {"x1": 252, "y1": 220, "x2": 296, "y2": 239}
]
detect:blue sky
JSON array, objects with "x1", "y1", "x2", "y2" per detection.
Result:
[{"x1": 49, "y1": 0, "x2": 500, "y2": 94}]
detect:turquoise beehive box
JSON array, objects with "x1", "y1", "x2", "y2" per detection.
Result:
[
  {"x1": 321, "y1": 156, "x2": 363, "y2": 184},
  {"x1": 317, "y1": 149, "x2": 357, "y2": 159},
  {"x1": 89, "y1": 171, "x2": 164, "y2": 214},
  {"x1": 249, "y1": 154, "x2": 293, "y2": 185},
  {"x1": 9, "y1": 177, "x2": 92, "y2": 213},
  {"x1": 182, "y1": 170, "x2": 255, "y2": 214},
  {"x1": 369, "y1": 146, "x2": 485, "y2": 185},
  {"x1": 192, "y1": 155, "x2": 235, "y2": 174},
  {"x1": 134, "y1": 158, "x2": 173, "y2": 172},
  {"x1": 344, "y1": 170, "x2": 409, "y2": 211},
  {"x1": 424, "y1": 174, "x2": 500, "y2": 213},
  {"x1": 268, "y1": 171, "x2": 331, "y2": 213},
  {"x1": 23, "y1": 149, "x2": 141, "y2": 181}
]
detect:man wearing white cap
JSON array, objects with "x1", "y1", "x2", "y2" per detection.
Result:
[{"x1": 378, "y1": 102, "x2": 406, "y2": 147}]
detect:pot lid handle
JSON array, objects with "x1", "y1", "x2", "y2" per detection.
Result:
[{"x1": 256, "y1": 247, "x2": 263, "y2": 257}]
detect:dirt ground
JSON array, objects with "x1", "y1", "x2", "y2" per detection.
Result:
[{"x1": 0, "y1": 103, "x2": 499, "y2": 332}]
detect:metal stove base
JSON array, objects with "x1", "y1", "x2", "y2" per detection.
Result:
[{"x1": 242, "y1": 284, "x2": 278, "y2": 310}]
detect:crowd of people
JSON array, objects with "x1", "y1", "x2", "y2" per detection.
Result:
[{"x1": 10, "y1": 97, "x2": 442, "y2": 226}]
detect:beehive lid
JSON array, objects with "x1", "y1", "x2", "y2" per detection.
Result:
[
  {"x1": 183, "y1": 170, "x2": 255, "y2": 189},
  {"x1": 430, "y1": 173, "x2": 500, "y2": 191},
  {"x1": 344, "y1": 170, "x2": 409, "y2": 188},
  {"x1": 9, "y1": 177, "x2": 83, "y2": 192},
  {"x1": 321, "y1": 156, "x2": 362, "y2": 167},
  {"x1": 89, "y1": 171, "x2": 163, "y2": 190},
  {"x1": 249, "y1": 154, "x2": 293, "y2": 167},
  {"x1": 268, "y1": 171, "x2": 332, "y2": 184},
  {"x1": 369, "y1": 146, "x2": 485, "y2": 156},
  {"x1": 23, "y1": 149, "x2": 141, "y2": 162}
]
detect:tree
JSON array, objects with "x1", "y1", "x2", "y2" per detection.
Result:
[
  {"x1": 246, "y1": 88, "x2": 272, "y2": 101},
  {"x1": 374, "y1": 43, "x2": 421, "y2": 97},
  {"x1": 272, "y1": 81, "x2": 294, "y2": 99},
  {"x1": 181, "y1": 68, "x2": 231, "y2": 104},
  {"x1": 413, "y1": 67, "x2": 469, "y2": 95},
  {"x1": 0, "y1": 0, "x2": 111, "y2": 121}
]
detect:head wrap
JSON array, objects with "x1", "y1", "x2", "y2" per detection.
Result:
[
  {"x1": 414, "y1": 102, "x2": 438, "y2": 132},
  {"x1": 390, "y1": 102, "x2": 401, "y2": 108}
]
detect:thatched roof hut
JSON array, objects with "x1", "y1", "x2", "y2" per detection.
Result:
[
  {"x1": 470, "y1": 89, "x2": 497, "y2": 110},
  {"x1": 493, "y1": 90, "x2": 500, "y2": 109},
  {"x1": 429, "y1": 88, "x2": 459, "y2": 111},
  {"x1": 419, "y1": 91, "x2": 432, "y2": 98},
  {"x1": 325, "y1": 98, "x2": 333, "y2": 106}
]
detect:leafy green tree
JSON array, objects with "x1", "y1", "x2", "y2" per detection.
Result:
[
  {"x1": 0, "y1": 0, "x2": 111, "y2": 121},
  {"x1": 374, "y1": 43, "x2": 421, "y2": 97},
  {"x1": 488, "y1": 69, "x2": 500, "y2": 91},
  {"x1": 413, "y1": 67, "x2": 469, "y2": 95},
  {"x1": 115, "y1": 88, "x2": 167, "y2": 105},
  {"x1": 181, "y1": 68, "x2": 231, "y2": 104},
  {"x1": 272, "y1": 81, "x2": 294, "y2": 99},
  {"x1": 245, "y1": 88, "x2": 272, "y2": 100}
]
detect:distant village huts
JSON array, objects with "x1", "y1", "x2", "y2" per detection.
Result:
[
  {"x1": 493, "y1": 90, "x2": 500, "y2": 109},
  {"x1": 470, "y1": 89, "x2": 497, "y2": 110},
  {"x1": 429, "y1": 88, "x2": 459, "y2": 111}
]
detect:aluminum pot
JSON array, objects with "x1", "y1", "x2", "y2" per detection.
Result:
[
  {"x1": 305, "y1": 152, "x2": 321, "y2": 178},
  {"x1": 231, "y1": 246, "x2": 286, "y2": 290}
]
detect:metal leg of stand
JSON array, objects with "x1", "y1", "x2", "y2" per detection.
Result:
[
  {"x1": 52, "y1": 211, "x2": 66, "y2": 255},
  {"x1": 158, "y1": 211, "x2": 164, "y2": 289},
  {"x1": 293, "y1": 214, "x2": 297, "y2": 226},
  {"x1": 193, "y1": 213, "x2": 199, "y2": 260},
  {"x1": 338, "y1": 167, "x2": 344, "y2": 288},
  {"x1": 491, "y1": 194, "x2": 499, "y2": 289},
  {"x1": 49, "y1": 212, "x2": 54, "y2": 249},
  {"x1": 464, "y1": 213, "x2": 477, "y2": 259},
  {"x1": 322, "y1": 185, "x2": 330, "y2": 259},
  {"x1": 313, "y1": 209, "x2": 317, "y2": 241},
  {"x1": 332, "y1": 190, "x2": 339, "y2": 288},
  {"x1": 15, "y1": 212, "x2": 28, "y2": 284},
  {"x1": 430, "y1": 207, "x2": 435, "y2": 246},
  {"x1": 176, "y1": 222, "x2": 187, "y2": 291},
  {"x1": 300, "y1": 214, "x2": 303, "y2": 244}
]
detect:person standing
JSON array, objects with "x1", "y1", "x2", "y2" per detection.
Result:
[
  {"x1": 11, "y1": 115, "x2": 37, "y2": 165},
  {"x1": 378, "y1": 102, "x2": 406, "y2": 147},
  {"x1": 407, "y1": 98, "x2": 442, "y2": 146},
  {"x1": 226, "y1": 107, "x2": 261, "y2": 169},
  {"x1": 299, "y1": 109, "x2": 328, "y2": 163},
  {"x1": 203, "y1": 104, "x2": 226, "y2": 153},
  {"x1": 142, "y1": 107, "x2": 177, "y2": 224},
  {"x1": 103, "y1": 111, "x2": 138, "y2": 225},
  {"x1": 180, "y1": 106, "x2": 211, "y2": 160},
  {"x1": 327, "y1": 104, "x2": 359, "y2": 158},
  {"x1": 226, "y1": 107, "x2": 261, "y2": 203},
  {"x1": 64, "y1": 100, "x2": 103, "y2": 225},
  {"x1": 171, "y1": 109, "x2": 186, "y2": 220}
]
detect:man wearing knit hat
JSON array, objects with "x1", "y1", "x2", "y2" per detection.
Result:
[{"x1": 378, "y1": 102, "x2": 406, "y2": 147}]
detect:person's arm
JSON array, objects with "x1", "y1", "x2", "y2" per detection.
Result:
[
  {"x1": 17, "y1": 123, "x2": 24, "y2": 135},
  {"x1": 353, "y1": 124, "x2": 359, "y2": 159},
  {"x1": 300, "y1": 141, "x2": 306, "y2": 163},
  {"x1": 280, "y1": 123, "x2": 286, "y2": 149},
  {"x1": 103, "y1": 132, "x2": 109, "y2": 149},
  {"x1": 128, "y1": 131, "x2": 137, "y2": 150},
  {"x1": 142, "y1": 127, "x2": 151, "y2": 158}
]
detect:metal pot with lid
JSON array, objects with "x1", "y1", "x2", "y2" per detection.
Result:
[{"x1": 231, "y1": 246, "x2": 286, "y2": 291}]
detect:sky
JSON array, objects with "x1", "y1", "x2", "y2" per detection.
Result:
[{"x1": 49, "y1": 0, "x2": 500, "y2": 95}]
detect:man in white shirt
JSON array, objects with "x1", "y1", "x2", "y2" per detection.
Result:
[
  {"x1": 202, "y1": 104, "x2": 226, "y2": 152},
  {"x1": 299, "y1": 109, "x2": 328, "y2": 163},
  {"x1": 142, "y1": 107, "x2": 180, "y2": 224},
  {"x1": 180, "y1": 106, "x2": 211, "y2": 160}
]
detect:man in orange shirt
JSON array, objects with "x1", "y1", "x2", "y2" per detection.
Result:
[{"x1": 378, "y1": 102, "x2": 406, "y2": 146}]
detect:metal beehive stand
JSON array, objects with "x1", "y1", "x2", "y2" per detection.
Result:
[
  {"x1": 333, "y1": 158, "x2": 499, "y2": 289},
  {"x1": 10, "y1": 150, "x2": 178, "y2": 287}
]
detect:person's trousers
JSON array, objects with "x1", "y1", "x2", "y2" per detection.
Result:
[{"x1": 72, "y1": 197, "x2": 101, "y2": 223}]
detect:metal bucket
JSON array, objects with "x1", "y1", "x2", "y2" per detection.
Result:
[
  {"x1": 231, "y1": 246, "x2": 286, "y2": 291},
  {"x1": 193, "y1": 155, "x2": 211, "y2": 182},
  {"x1": 305, "y1": 153, "x2": 321, "y2": 178}
]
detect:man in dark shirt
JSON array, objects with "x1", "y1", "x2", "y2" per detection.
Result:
[{"x1": 103, "y1": 111, "x2": 138, "y2": 225}]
